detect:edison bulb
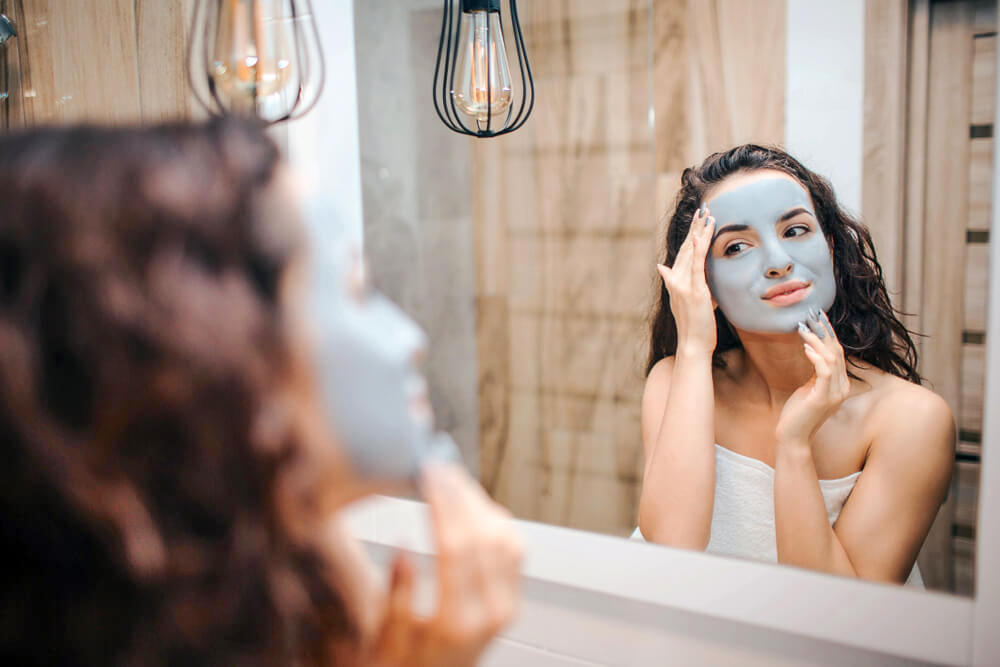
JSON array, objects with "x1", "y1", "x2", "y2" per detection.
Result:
[
  {"x1": 209, "y1": 0, "x2": 297, "y2": 111},
  {"x1": 451, "y1": 9, "x2": 513, "y2": 131}
]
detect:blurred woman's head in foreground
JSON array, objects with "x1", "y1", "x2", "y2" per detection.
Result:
[{"x1": 0, "y1": 119, "x2": 361, "y2": 666}]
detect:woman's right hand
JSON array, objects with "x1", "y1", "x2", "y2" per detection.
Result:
[
  {"x1": 366, "y1": 464, "x2": 523, "y2": 667},
  {"x1": 657, "y1": 205, "x2": 717, "y2": 356}
]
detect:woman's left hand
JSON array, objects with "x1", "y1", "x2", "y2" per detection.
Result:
[{"x1": 775, "y1": 309, "x2": 850, "y2": 448}]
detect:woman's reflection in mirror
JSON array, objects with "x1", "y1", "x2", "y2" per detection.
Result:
[{"x1": 635, "y1": 145, "x2": 953, "y2": 587}]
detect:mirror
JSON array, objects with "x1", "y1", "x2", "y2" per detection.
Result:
[{"x1": 352, "y1": 0, "x2": 993, "y2": 596}]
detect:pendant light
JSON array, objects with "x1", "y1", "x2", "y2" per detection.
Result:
[
  {"x1": 187, "y1": 0, "x2": 325, "y2": 124},
  {"x1": 433, "y1": 0, "x2": 534, "y2": 138}
]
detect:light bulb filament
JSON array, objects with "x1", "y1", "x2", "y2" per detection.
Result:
[{"x1": 452, "y1": 9, "x2": 513, "y2": 129}]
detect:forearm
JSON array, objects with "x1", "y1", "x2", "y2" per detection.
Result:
[
  {"x1": 773, "y1": 443, "x2": 856, "y2": 576},
  {"x1": 639, "y1": 348, "x2": 716, "y2": 549}
]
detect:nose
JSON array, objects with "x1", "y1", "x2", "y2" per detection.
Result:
[
  {"x1": 762, "y1": 240, "x2": 795, "y2": 279},
  {"x1": 765, "y1": 262, "x2": 794, "y2": 279}
]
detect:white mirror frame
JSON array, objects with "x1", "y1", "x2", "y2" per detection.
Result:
[
  {"x1": 298, "y1": 1, "x2": 1000, "y2": 663},
  {"x1": 345, "y1": 192, "x2": 998, "y2": 663}
]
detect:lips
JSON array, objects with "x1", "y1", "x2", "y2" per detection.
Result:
[{"x1": 761, "y1": 281, "x2": 811, "y2": 306}]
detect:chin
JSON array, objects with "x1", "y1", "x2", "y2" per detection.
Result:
[{"x1": 726, "y1": 305, "x2": 811, "y2": 335}]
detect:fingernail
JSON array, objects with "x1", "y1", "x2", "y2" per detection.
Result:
[
  {"x1": 807, "y1": 317, "x2": 826, "y2": 339},
  {"x1": 700, "y1": 203, "x2": 708, "y2": 217},
  {"x1": 798, "y1": 322, "x2": 809, "y2": 334}
]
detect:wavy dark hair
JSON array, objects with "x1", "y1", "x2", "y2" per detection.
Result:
[
  {"x1": 0, "y1": 120, "x2": 358, "y2": 665},
  {"x1": 647, "y1": 144, "x2": 920, "y2": 383}
]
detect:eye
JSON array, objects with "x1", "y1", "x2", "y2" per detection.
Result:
[
  {"x1": 783, "y1": 224, "x2": 811, "y2": 239},
  {"x1": 723, "y1": 241, "x2": 747, "y2": 257}
]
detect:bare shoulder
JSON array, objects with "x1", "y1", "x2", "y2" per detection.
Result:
[
  {"x1": 645, "y1": 356, "x2": 677, "y2": 389},
  {"x1": 641, "y1": 356, "x2": 676, "y2": 414},
  {"x1": 860, "y1": 368, "x2": 956, "y2": 461}
]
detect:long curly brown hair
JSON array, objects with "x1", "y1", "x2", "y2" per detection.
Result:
[
  {"x1": 0, "y1": 120, "x2": 358, "y2": 665},
  {"x1": 647, "y1": 144, "x2": 920, "y2": 383}
]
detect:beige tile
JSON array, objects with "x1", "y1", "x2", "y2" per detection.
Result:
[
  {"x1": 971, "y1": 35, "x2": 996, "y2": 126},
  {"x1": 566, "y1": 471, "x2": 639, "y2": 536},
  {"x1": 614, "y1": 398, "x2": 644, "y2": 481},
  {"x1": 536, "y1": 464, "x2": 574, "y2": 526},
  {"x1": 611, "y1": 317, "x2": 649, "y2": 401},
  {"x1": 538, "y1": 314, "x2": 619, "y2": 398},
  {"x1": 492, "y1": 456, "x2": 542, "y2": 520},
  {"x1": 543, "y1": 395, "x2": 617, "y2": 435},
  {"x1": 507, "y1": 235, "x2": 544, "y2": 309},
  {"x1": 652, "y1": 0, "x2": 689, "y2": 174},
  {"x1": 477, "y1": 296, "x2": 510, "y2": 491},
  {"x1": 968, "y1": 137, "x2": 993, "y2": 232},
  {"x1": 509, "y1": 312, "x2": 541, "y2": 389},
  {"x1": 965, "y1": 243, "x2": 989, "y2": 332},
  {"x1": 960, "y1": 343, "x2": 985, "y2": 433},
  {"x1": 22, "y1": 0, "x2": 143, "y2": 124}
]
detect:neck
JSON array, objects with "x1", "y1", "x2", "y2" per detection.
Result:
[{"x1": 731, "y1": 328, "x2": 815, "y2": 407}]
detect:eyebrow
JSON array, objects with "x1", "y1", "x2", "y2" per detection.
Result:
[
  {"x1": 711, "y1": 223, "x2": 750, "y2": 245},
  {"x1": 710, "y1": 208, "x2": 814, "y2": 245},
  {"x1": 778, "y1": 206, "x2": 814, "y2": 222}
]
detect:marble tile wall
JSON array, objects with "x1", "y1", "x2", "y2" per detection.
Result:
[{"x1": 354, "y1": 0, "x2": 480, "y2": 471}]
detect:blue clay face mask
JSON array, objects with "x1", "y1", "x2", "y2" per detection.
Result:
[
  {"x1": 307, "y1": 241, "x2": 460, "y2": 481},
  {"x1": 705, "y1": 175, "x2": 836, "y2": 333}
]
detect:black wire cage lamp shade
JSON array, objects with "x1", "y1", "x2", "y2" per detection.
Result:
[
  {"x1": 433, "y1": 0, "x2": 534, "y2": 138},
  {"x1": 187, "y1": 0, "x2": 325, "y2": 125}
]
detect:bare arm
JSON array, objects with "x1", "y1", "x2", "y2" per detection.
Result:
[
  {"x1": 831, "y1": 390, "x2": 953, "y2": 582},
  {"x1": 637, "y1": 206, "x2": 718, "y2": 549},
  {"x1": 638, "y1": 350, "x2": 717, "y2": 548},
  {"x1": 773, "y1": 312, "x2": 954, "y2": 581}
]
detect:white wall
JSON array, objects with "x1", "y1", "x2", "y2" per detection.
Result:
[
  {"x1": 785, "y1": 0, "x2": 866, "y2": 216},
  {"x1": 287, "y1": 0, "x2": 364, "y2": 250}
]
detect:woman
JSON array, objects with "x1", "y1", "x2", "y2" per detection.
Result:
[
  {"x1": 636, "y1": 144, "x2": 954, "y2": 586},
  {"x1": 0, "y1": 120, "x2": 521, "y2": 665}
]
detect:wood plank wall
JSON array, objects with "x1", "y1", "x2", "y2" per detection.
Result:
[
  {"x1": 956, "y1": 1, "x2": 995, "y2": 596},
  {"x1": 920, "y1": 0, "x2": 994, "y2": 596},
  {"x1": 3, "y1": 0, "x2": 194, "y2": 127},
  {"x1": 476, "y1": 0, "x2": 785, "y2": 536},
  {"x1": 863, "y1": 0, "x2": 994, "y2": 593},
  {"x1": 475, "y1": 0, "x2": 658, "y2": 534}
]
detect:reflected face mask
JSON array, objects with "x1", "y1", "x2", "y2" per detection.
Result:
[
  {"x1": 307, "y1": 243, "x2": 459, "y2": 480},
  {"x1": 705, "y1": 176, "x2": 836, "y2": 333}
]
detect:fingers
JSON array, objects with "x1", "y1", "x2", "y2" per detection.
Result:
[
  {"x1": 797, "y1": 313, "x2": 848, "y2": 402},
  {"x1": 673, "y1": 205, "x2": 707, "y2": 273},
  {"x1": 658, "y1": 204, "x2": 714, "y2": 290},
  {"x1": 422, "y1": 465, "x2": 479, "y2": 592},
  {"x1": 800, "y1": 337, "x2": 831, "y2": 398},
  {"x1": 816, "y1": 309, "x2": 843, "y2": 353},
  {"x1": 421, "y1": 464, "x2": 522, "y2": 644},
  {"x1": 692, "y1": 212, "x2": 715, "y2": 278},
  {"x1": 388, "y1": 555, "x2": 416, "y2": 621},
  {"x1": 373, "y1": 555, "x2": 418, "y2": 660},
  {"x1": 656, "y1": 262, "x2": 671, "y2": 285}
]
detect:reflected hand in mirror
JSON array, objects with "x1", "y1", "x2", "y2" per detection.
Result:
[{"x1": 636, "y1": 147, "x2": 955, "y2": 587}]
